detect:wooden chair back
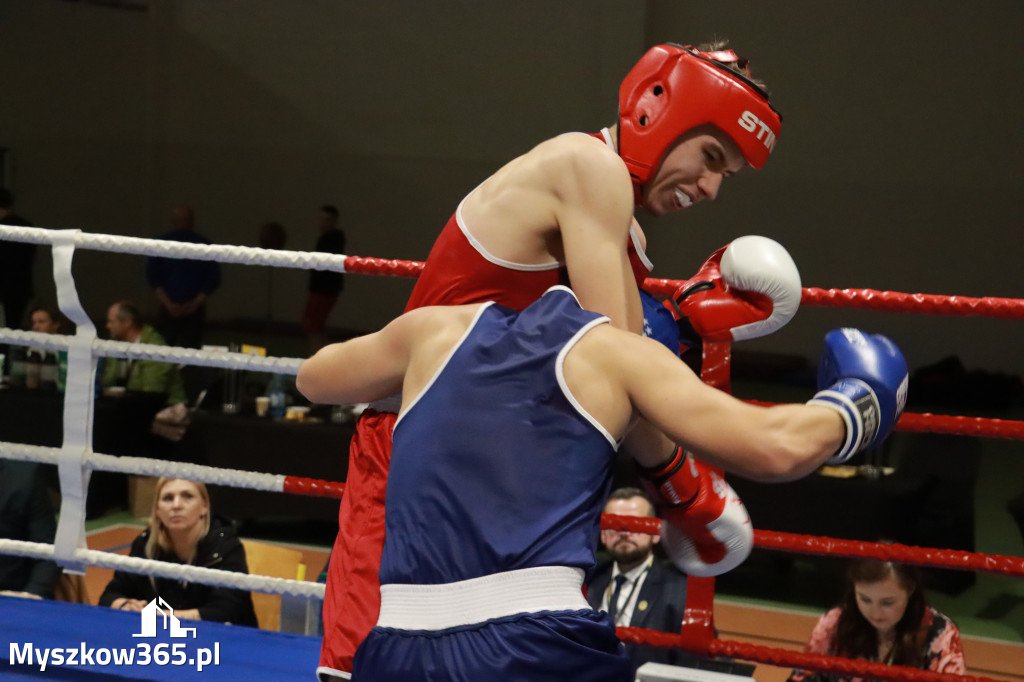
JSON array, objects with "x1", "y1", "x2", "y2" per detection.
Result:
[{"x1": 240, "y1": 539, "x2": 305, "y2": 631}]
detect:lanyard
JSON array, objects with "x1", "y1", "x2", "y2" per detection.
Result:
[{"x1": 607, "y1": 562, "x2": 651, "y2": 626}]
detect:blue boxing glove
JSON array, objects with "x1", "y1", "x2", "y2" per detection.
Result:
[
  {"x1": 807, "y1": 328, "x2": 909, "y2": 464},
  {"x1": 640, "y1": 290, "x2": 682, "y2": 355}
]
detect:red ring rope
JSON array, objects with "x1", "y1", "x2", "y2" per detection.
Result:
[
  {"x1": 281, "y1": 476, "x2": 345, "y2": 498},
  {"x1": 893, "y1": 412, "x2": 1024, "y2": 439},
  {"x1": 798, "y1": 288, "x2": 1024, "y2": 320},
  {"x1": 752, "y1": 532, "x2": 1024, "y2": 577},
  {"x1": 615, "y1": 629, "x2": 1002, "y2": 682},
  {"x1": 343, "y1": 255, "x2": 423, "y2": 279},
  {"x1": 707, "y1": 638, "x2": 1000, "y2": 682},
  {"x1": 277, "y1": 479, "x2": 1000, "y2": 572},
  {"x1": 341, "y1": 254, "x2": 1024, "y2": 319},
  {"x1": 745, "y1": 401, "x2": 1024, "y2": 440},
  {"x1": 333, "y1": 252, "x2": 1021, "y2": 681}
]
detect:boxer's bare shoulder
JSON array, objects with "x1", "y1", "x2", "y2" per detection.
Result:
[
  {"x1": 461, "y1": 133, "x2": 632, "y2": 266},
  {"x1": 296, "y1": 304, "x2": 482, "y2": 407}
]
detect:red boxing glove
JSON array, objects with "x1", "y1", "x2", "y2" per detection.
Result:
[
  {"x1": 666, "y1": 235, "x2": 801, "y2": 351},
  {"x1": 641, "y1": 447, "x2": 753, "y2": 577}
]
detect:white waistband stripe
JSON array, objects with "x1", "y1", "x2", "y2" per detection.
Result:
[{"x1": 376, "y1": 566, "x2": 589, "y2": 631}]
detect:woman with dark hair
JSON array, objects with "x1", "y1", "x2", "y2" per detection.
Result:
[
  {"x1": 787, "y1": 558, "x2": 965, "y2": 681},
  {"x1": 98, "y1": 477, "x2": 257, "y2": 627}
]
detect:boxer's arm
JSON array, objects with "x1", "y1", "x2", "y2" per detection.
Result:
[
  {"x1": 554, "y1": 136, "x2": 644, "y2": 334},
  {"x1": 298, "y1": 304, "x2": 485, "y2": 406},
  {"x1": 611, "y1": 332, "x2": 844, "y2": 481},
  {"x1": 297, "y1": 323, "x2": 410, "y2": 405},
  {"x1": 623, "y1": 419, "x2": 677, "y2": 468}
]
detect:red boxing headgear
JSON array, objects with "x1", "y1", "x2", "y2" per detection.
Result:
[{"x1": 618, "y1": 44, "x2": 782, "y2": 204}]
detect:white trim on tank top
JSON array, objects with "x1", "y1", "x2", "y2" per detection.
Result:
[
  {"x1": 455, "y1": 185, "x2": 563, "y2": 271},
  {"x1": 394, "y1": 301, "x2": 496, "y2": 429}
]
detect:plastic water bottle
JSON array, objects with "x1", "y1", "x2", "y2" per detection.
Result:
[
  {"x1": 9, "y1": 347, "x2": 27, "y2": 388},
  {"x1": 39, "y1": 352, "x2": 57, "y2": 390},
  {"x1": 267, "y1": 374, "x2": 287, "y2": 419}
]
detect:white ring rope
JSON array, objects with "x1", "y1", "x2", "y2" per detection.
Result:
[
  {"x1": 0, "y1": 328, "x2": 303, "y2": 373},
  {"x1": 0, "y1": 223, "x2": 348, "y2": 273},
  {"x1": 0, "y1": 442, "x2": 287, "y2": 492},
  {"x1": 0, "y1": 539, "x2": 325, "y2": 599},
  {"x1": 0, "y1": 223, "x2": 342, "y2": 594}
]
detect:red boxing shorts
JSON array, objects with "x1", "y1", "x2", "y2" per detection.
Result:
[
  {"x1": 317, "y1": 409, "x2": 396, "y2": 681},
  {"x1": 303, "y1": 291, "x2": 339, "y2": 334}
]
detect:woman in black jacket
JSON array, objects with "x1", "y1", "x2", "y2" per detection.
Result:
[{"x1": 99, "y1": 477, "x2": 257, "y2": 627}]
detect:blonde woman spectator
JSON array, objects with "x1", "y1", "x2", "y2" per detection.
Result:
[{"x1": 98, "y1": 478, "x2": 257, "y2": 626}]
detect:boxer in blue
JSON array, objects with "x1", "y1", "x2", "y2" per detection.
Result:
[{"x1": 297, "y1": 286, "x2": 907, "y2": 682}]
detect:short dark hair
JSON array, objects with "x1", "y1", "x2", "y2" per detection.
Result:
[
  {"x1": 113, "y1": 301, "x2": 144, "y2": 328},
  {"x1": 606, "y1": 487, "x2": 656, "y2": 516},
  {"x1": 320, "y1": 204, "x2": 339, "y2": 218},
  {"x1": 30, "y1": 306, "x2": 65, "y2": 328}
]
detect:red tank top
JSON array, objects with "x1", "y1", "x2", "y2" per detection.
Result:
[
  {"x1": 404, "y1": 197, "x2": 565, "y2": 312},
  {"x1": 405, "y1": 131, "x2": 652, "y2": 313}
]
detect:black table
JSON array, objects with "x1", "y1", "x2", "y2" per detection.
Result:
[
  {"x1": 609, "y1": 429, "x2": 979, "y2": 594},
  {"x1": 0, "y1": 386, "x2": 165, "y2": 451},
  {"x1": 181, "y1": 410, "x2": 355, "y2": 524},
  {"x1": 722, "y1": 430, "x2": 980, "y2": 594},
  {"x1": 0, "y1": 386, "x2": 167, "y2": 517},
  {"x1": 727, "y1": 468, "x2": 932, "y2": 545},
  {"x1": 0, "y1": 387, "x2": 356, "y2": 524}
]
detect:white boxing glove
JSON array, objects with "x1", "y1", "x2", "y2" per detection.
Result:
[
  {"x1": 666, "y1": 235, "x2": 802, "y2": 348},
  {"x1": 641, "y1": 447, "x2": 754, "y2": 577}
]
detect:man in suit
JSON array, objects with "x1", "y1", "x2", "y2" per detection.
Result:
[
  {"x1": 587, "y1": 487, "x2": 701, "y2": 673},
  {"x1": 0, "y1": 459, "x2": 61, "y2": 599}
]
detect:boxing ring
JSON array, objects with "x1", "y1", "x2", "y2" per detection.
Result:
[{"x1": 0, "y1": 223, "x2": 1021, "y2": 681}]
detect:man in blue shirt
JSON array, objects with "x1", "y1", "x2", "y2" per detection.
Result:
[{"x1": 146, "y1": 204, "x2": 221, "y2": 348}]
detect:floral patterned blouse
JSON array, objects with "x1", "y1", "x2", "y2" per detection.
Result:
[{"x1": 787, "y1": 606, "x2": 966, "y2": 682}]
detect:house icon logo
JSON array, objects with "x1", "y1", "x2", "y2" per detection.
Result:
[{"x1": 132, "y1": 597, "x2": 197, "y2": 639}]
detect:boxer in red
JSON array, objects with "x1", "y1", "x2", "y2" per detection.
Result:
[{"x1": 317, "y1": 43, "x2": 789, "y2": 680}]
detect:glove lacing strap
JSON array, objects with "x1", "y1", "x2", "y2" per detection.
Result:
[
  {"x1": 665, "y1": 282, "x2": 715, "y2": 351},
  {"x1": 639, "y1": 445, "x2": 699, "y2": 508}
]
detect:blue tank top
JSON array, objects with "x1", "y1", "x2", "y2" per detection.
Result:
[{"x1": 379, "y1": 286, "x2": 619, "y2": 586}]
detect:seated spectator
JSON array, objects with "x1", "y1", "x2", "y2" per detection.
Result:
[
  {"x1": 101, "y1": 301, "x2": 187, "y2": 406},
  {"x1": 586, "y1": 487, "x2": 703, "y2": 674},
  {"x1": 29, "y1": 306, "x2": 65, "y2": 335},
  {"x1": 787, "y1": 556, "x2": 965, "y2": 681},
  {"x1": 98, "y1": 477, "x2": 257, "y2": 626},
  {"x1": 29, "y1": 306, "x2": 69, "y2": 391},
  {"x1": 0, "y1": 459, "x2": 61, "y2": 599}
]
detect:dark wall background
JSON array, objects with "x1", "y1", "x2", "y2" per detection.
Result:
[{"x1": 1, "y1": 0, "x2": 1021, "y2": 376}]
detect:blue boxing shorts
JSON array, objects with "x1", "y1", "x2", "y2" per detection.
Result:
[{"x1": 351, "y1": 566, "x2": 631, "y2": 682}]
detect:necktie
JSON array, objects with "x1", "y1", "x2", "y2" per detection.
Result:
[{"x1": 606, "y1": 574, "x2": 628, "y2": 625}]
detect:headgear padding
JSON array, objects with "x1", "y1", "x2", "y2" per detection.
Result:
[
  {"x1": 619, "y1": 44, "x2": 782, "y2": 204},
  {"x1": 641, "y1": 290, "x2": 681, "y2": 356}
]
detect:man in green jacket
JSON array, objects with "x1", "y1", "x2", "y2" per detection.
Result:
[{"x1": 102, "y1": 301, "x2": 187, "y2": 406}]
